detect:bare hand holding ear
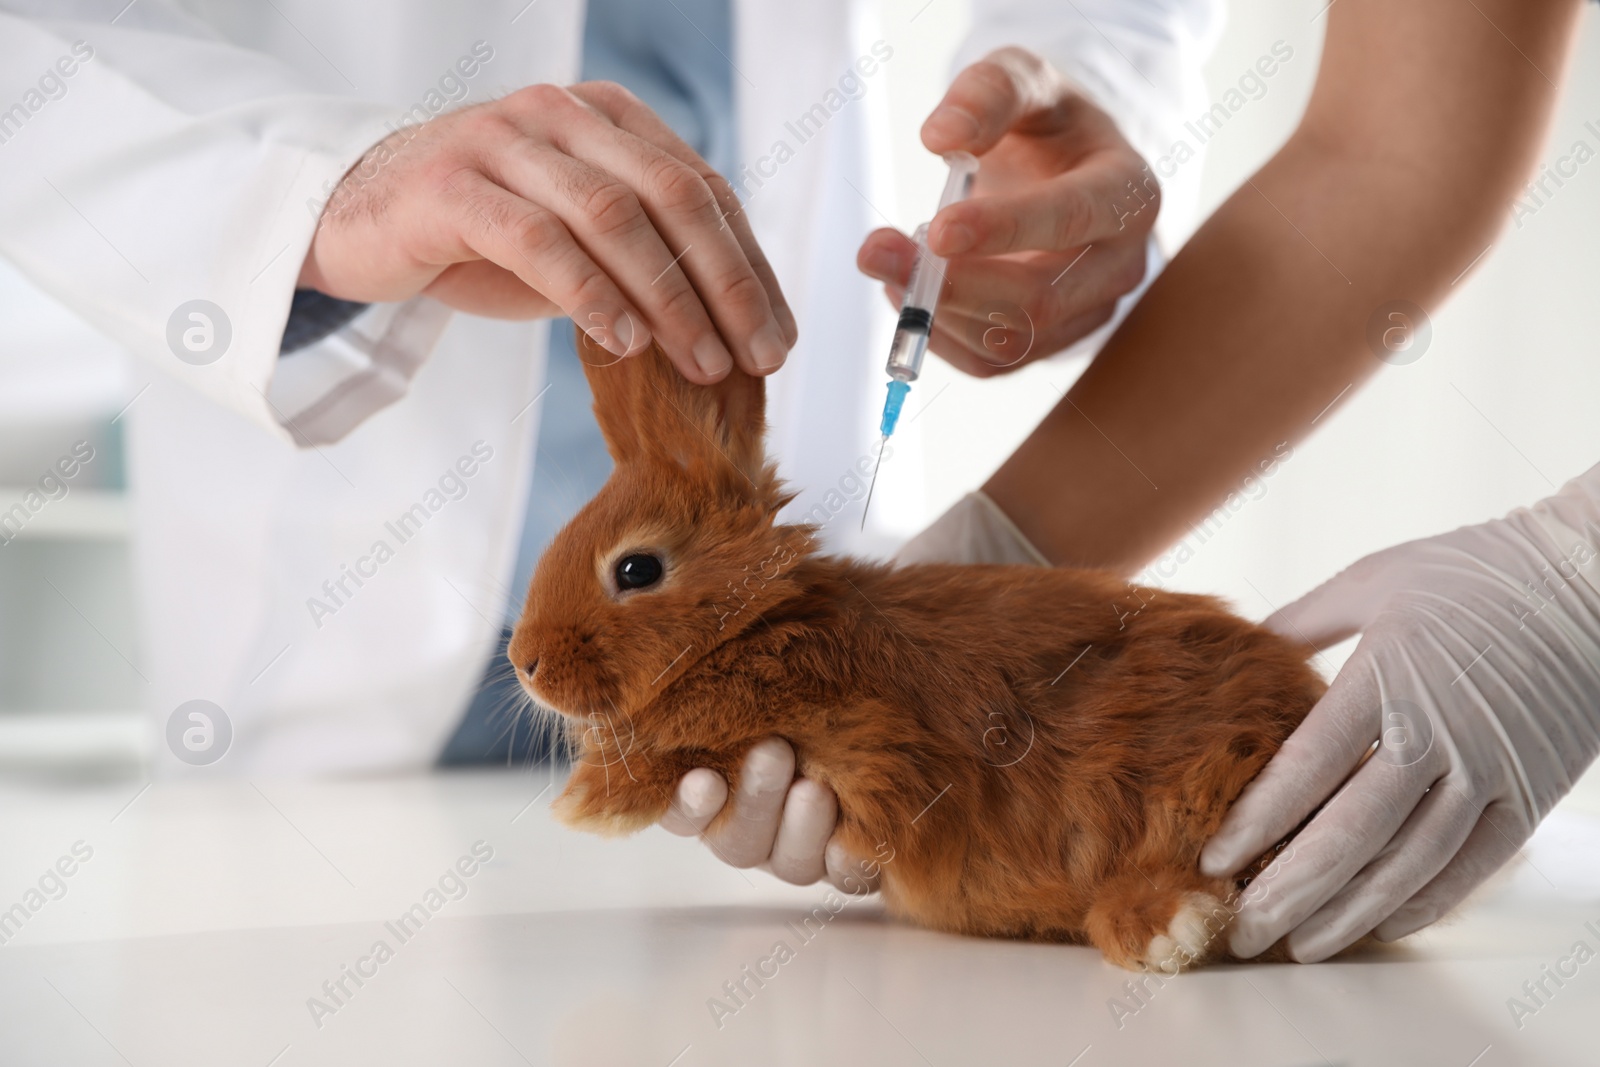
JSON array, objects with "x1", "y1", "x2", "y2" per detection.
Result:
[{"x1": 298, "y1": 81, "x2": 797, "y2": 383}]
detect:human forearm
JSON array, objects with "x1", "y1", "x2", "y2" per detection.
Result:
[
  {"x1": 984, "y1": 0, "x2": 1581, "y2": 572},
  {"x1": 985, "y1": 144, "x2": 1445, "y2": 571}
]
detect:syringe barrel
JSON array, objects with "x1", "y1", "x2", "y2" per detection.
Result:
[
  {"x1": 885, "y1": 316, "x2": 930, "y2": 382},
  {"x1": 882, "y1": 153, "x2": 978, "y2": 384},
  {"x1": 902, "y1": 223, "x2": 946, "y2": 314},
  {"x1": 886, "y1": 228, "x2": 941, "y2": 382}
]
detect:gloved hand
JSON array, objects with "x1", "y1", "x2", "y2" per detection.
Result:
[
  {"x1": 1202, "y1": 461, "x2": 1600, "y2": 961},
  {"x1": 658, "y1": 491, "x2": 1048, "y2": 889}
]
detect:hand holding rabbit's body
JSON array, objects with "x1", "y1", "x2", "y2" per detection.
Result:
[{"x1": 511, "y1": 333, "x2": 1324, "y2": 970}]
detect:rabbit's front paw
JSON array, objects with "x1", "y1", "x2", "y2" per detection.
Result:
[{"x1": 551, "y1": 759, "x2": 670, "y2": 836}]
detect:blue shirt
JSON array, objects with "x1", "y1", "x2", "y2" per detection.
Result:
[{"x1": 506, "y1": 0, "x2": 736, "y2": 618}]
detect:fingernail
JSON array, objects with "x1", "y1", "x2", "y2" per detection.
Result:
[
  {"x1": 1198, "y1": 841, "x2": 1236, "y2": 879},
  {"x1": 1285, "y1": 927, "x2": 1337, "y2": 964},
  {"x1": 749, "y1": 321, "x2": 788, "y2": 372},
  {"x1": 923, "y1": 105, "x2": 980, "y2": 147},
  {"x1": 692, "y1": 335, "x2": 733, "y2": 377},
  {"x1": 933, "y1": 220, "x2": 975, "y2": 257},
  {"x1": 742, "y1": 741, "x2": 793, "y2": 792},
  {"x1": 681, "y1": 775, "x2": 720, "y2": 818},
  {"x1": 1374, "y1": 911, "x2": 1418, "y2": 942},
  {"x1": 826, "y1": 840, "x2": 875, "y2": 895},
  {"x1": 860, "y1": 243, "x2": 908, "y2": 281},
  {"x1": 775, "y1": 305, "x2": 799, "y2": 347},
  {"x1": 1228, "y1": 919, "x2": 1270, "y2": 960},
  {"x1": 578, "y1": 308, "x2": 638, "y2": 358}
]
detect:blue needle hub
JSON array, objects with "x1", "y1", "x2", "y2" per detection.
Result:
[{"x1": 880, "y1": 379, "x2": 911, "y2": 438}]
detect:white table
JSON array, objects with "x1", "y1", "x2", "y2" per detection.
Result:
[{"x1": 0, "y1": 768, "x2": 1596, "y2": 1066}]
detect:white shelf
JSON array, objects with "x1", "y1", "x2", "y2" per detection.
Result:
[
  {"x1": 0, "y1": 708, "x2": 146, "y2": 773},
  {"x1": 0, "y1": 487, "x2": 129, "y2": 540}
]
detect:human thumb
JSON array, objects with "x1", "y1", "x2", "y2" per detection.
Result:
[{"x1": 1263, "y1": 545, "x2": 1408, "y2": 649}]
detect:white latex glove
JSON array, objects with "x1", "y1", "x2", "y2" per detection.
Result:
[
  {"x1": 658, "y1": 491, "x2": 1048, "y2": 890},
  {"x1": 1203, "y1": 461, "x2": 1600, "y2": 962}
]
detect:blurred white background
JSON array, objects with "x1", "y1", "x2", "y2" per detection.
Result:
[{"x1": 3, "y1": 0, "x2": 1598, "y2": 785}]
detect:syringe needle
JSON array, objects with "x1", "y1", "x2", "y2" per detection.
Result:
[
  {"x1": 859, "y1": 151, "x2": 974, "y2": 533},
  {"x1": 860, "y1": 435, "x2": 887, "y2": 531}
]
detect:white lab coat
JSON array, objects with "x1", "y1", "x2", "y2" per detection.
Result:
[{"x1": 0, "y1": 0, "x2": 1219, "y2": 774}]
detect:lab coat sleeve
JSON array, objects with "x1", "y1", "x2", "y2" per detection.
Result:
[
  {"x1": 956, "y1": 0, "x2": 1223, "y2": 254},
  {"x1": 0, "y1": 12, "x2": 451, "y2": 445}
]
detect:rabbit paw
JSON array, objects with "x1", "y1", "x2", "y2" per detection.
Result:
[
  {"x1": 1141, "y1": 892, "x2": 1231, "y2": 973},
  {"x1": 551, "y1": 759, "x2": 670, "y2": 836}
]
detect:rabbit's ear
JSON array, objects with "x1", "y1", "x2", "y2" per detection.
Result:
[{"x1": 576, "y1": 326, "x2": 776, "y2": 505}]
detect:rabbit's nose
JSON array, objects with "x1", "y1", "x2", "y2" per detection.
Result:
[{"x1": 523, "y1": 658, "x2": 539, "y2": 677}]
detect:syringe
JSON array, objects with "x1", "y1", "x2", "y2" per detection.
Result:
[{"x1": 862, "y1": 150, "x2": 979, "y2": 529}]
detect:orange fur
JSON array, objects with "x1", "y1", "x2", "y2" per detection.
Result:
[{"x1": 510, "y1": 331, "x2": 1325, "y2": 970}]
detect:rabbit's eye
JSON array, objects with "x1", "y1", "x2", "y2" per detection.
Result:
[{"x1": 614, "y1": 553, "x2": 664, "y2": 590}]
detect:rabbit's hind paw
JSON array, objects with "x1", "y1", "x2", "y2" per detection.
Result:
[
  {"x1": 1141, "y1": 892, "x2": 1232, "y2": 973},
  {"x1": 1087, "y1": 875, "x2": 1234, "y2": 972}
]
